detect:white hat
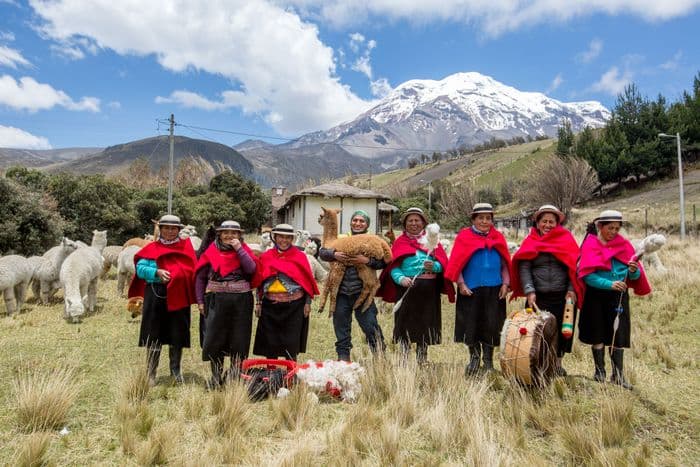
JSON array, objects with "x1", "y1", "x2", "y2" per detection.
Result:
[
  {"x1": 216, "y1": 220, "x2": 242, "y2": 232},
  {"x1": 534, "y1": 204, "x2": 565, "y2": 224},
  {"x1": 594, "y1": 209, "x2": 623, "y2": 224},
  {"x1": 470, "y1": 203, "x2": 494, "y2": 218},
  {"x1": 271, "y1": 223, "x2": 295, "y2": 238},
  {"x1": 157, "y1": 214, "x2": 184, "y2": 228}
]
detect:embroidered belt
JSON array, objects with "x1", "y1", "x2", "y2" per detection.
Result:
[
  {"x1": 416, "y1": 273, "x2": 437, "y2": 279},
  {"x1": 265, "y1": 290, "x2": 305, "y2": 303},
  {"x1": 206, "y1": 280, "x2": 251, "y2": 294}
]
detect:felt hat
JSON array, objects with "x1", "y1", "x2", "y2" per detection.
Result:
[
  {"x1": 400, "y1": 207, "x2": 428, "y2": 227},
  {"x1": 594, "y1": 209, "x2": 623, "y2": 225},
  {"x1": 534, "y1": 204, "x2": 566, "y2": 224},
  {"x1": 470, "y1": 203, "x2": 494, "y2": 218},
  {"x1": 216, "y1": 220, "x2": 243, "y2": 232},
  {"x1": 157, "y1": 214, "x2": 185, "y2": 229},
  {"x1": 271, "y1": 223, "x2": 295, "y2": 239}
]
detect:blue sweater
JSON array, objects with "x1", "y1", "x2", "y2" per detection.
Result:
[
  {"x1": 136, "y1": 258, "x2": 162, "y2": 283},
  {"x1": 391, "y1": 250, "x2": 443, "y2": 285}
]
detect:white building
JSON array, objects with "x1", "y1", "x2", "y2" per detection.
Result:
[{"x1": 277, "y1": 183, "x2": 390, "y2": 236}]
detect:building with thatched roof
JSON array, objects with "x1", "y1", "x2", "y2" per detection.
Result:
[{"x1": 277, "y1": 182, "x2": 391, "y2": 236}]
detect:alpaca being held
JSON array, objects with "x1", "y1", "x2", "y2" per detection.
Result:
[
  {"x1": 60, "y1": 230, "x2": 107, "y2": 323},
  {"x1": 317, "y1": 207, "x2": 392, "y2": 314}
]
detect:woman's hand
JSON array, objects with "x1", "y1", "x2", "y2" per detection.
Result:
[
  {"x1": 230, "y1": 238, "x2": 242, "y2": 251},
  {"x1": 400, "y1": 277, "x2": 413, "y2": 288},
  {"x1": 526, "y1": 292, "x2": 537, "y2": 308},
  {"x1": 611, "y1": 281, "x2": 628, "y2": 292},
  {"x1": 334, "y1": 251, "x2": 349, "y2": 262},
  {"x1": 303, "y1": 303, "x2": 311, "y2": 317},
  {"x1": 627, "y1": 260, "x2": 638, "y2": 274},
  {"x1": 347, "y1": 254, "x2": 369, "y2": 265},
  {"x1": 499, "y1": 284, "x2": 510, "y2": 300},
  {"x1": 157, "y1": 269, "x2": 171, "y2": 282},
  {"x1": 565, "y1": 291, "x2": 577, "y2": 304},
  {"x1": 423, "y1": 260, "x2": 434, "y2": 273},
  {"x1": 197, "y1": 303, "x2": 205, "y2": 316},
  {"x1": 458, "y1": 283, "x2": 473, "y2": 296},
  {"x1": 255, "y1": 303, "x2": 262, "y2": 317}
]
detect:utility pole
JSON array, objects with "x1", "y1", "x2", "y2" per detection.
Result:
[
  {"x1": 368, "y1": 163, "x2": 372, "y2": 189},
  {"x1": 167, "y1": 114, "x2": 175, "y2": 215},
  {"x1": 676, "y1": 132, "x2": 686, "y2": 241}
]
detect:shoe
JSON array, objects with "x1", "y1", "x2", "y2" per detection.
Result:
[
  {"x1": 169, "y1": 346, "x2": 184, "y2": 384},
  {"x1": 147, "y1": 346, "x2": 161, "y2": 386},
  {"x1": 592, "y1": 347, "x2": 606, "y2": 383},
  {"x1": 609, "y1": 348, "x2": 633, "y2": 390},
  {"x1": 481, "y1": 344, "x2": 494, "y2": 371},
  {"x1": 416, "y1": 344, "x2": 428, "y2": 366},
  {"x1": 208, "y1": 360, "x2": 223, "y2": 389},
  {"x1": 465, "y1": 345, "x2": 481, "y2": 376}
]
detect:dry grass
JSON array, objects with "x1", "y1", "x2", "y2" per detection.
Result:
[
  {"x1": 0, "y1": 207, "x2": 699, "y2": 464},
  {"x1": 12, "y1": 366, "x2": 79, "y2": 433}
]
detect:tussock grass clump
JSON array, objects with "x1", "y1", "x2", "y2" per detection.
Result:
[
  {"x1": 654, "y1": 343, "x2": 676, "y2": 370},
  {"x1": 13, "y1": 366, "x2": 79, "y2": 432},
  {"x1": 115, "y1": 364, "x2": 150, "y2": 403},
  {"x1": 560, "y1": 423, "x2": 601, "y2": 463},
  {"x1": 212, "y1": 382, "x2": 252, "y2": 437},
  {"x1": 14, "y1": 431, "x2": 52, "y2": 467},
  {"x1": 600, "y1": 394, "x2": 635, "y2": 447},
  {"x1": 135, "y1": 422, "x2": 177, "y2": 466},
  {"x1": 273, "y1": 383, "x2": 317, "y2": 431}
]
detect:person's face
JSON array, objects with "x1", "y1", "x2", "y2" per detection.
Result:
[
  {"x1": 160, "y1": 225, "x2": 180, "y2": 241},
  {"x1": 219, "y1": 230, "x2": 240, "y2": 243},
  {"x1": 599, "y1": 222, "x2": 621, "y2": 242},
  {"x1": 274, "y1": 234, "x2": 294, "y2": 250},
  {"x1": 536, "y1": 213, "x2": 558, "y2": 235},
  {"x1": 472, "y1": 213, "x2": 493, "y2": 233},
  {"x1": 351, "y1": 215, "x2": 368, "y2": 233},
  {"x1": 404, "y1": 214, "x2": 425, "y2": 235}
]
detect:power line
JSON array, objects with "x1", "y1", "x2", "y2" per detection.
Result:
[{"x1": 171, "y1": 121, "x2": 550, "y2": 155}]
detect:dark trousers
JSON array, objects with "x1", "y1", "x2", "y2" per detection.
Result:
[{"x1": 333, "y1": 293, "x2": 385, "y2": 360}]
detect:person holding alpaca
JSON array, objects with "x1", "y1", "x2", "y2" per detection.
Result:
[
  {"x1": 578, "y1": 210, "x2": 651, "y2": 390},
  {"x1": 129, "y1": 214, "x2": 197, "y2": 385},
  {"x1": 253, "y1": 224, "x2": 320, "y2": 361},
  {"x1": 195, "y1": 221, "x2": 259, "y2": 388},
  {"x1": 445, "y1": 203, "x2": 511, "y2": 375},
  {"x1": 378, "y1": 207, "x2": 455, "y2": 364},
  {"x1": 319, "y1": 210, "x2": 387, "y2": 361},
  {"x1": 510, "y1": 205, "x2": 583, "y2": 376}
]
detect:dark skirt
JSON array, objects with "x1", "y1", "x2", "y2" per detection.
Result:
[
  {"x1": 138, "y1": 283, "x2": 191, "y2": 348},
  {"x1": 578, "y1": 287, "x2": 630, "y2": 348},
  {"x1": 529, "y1": 290, "x2": 575, "y2": 356},
  {"x1": 454, "y1": 285, "x2": 506, "y2": 346},
  {"x1": 393, "y1": 278, "x2": 442, "y2": 345},
  {"x1": 253, "y1": 296, "x2": 308, "y2": 359},
  {"x1": 202, "y1": 291, "x2": 254, "y2": 362}
]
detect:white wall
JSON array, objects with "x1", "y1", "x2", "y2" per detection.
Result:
[{"x1": 286, "y1": 196, "x2": 380, "y2": 236}]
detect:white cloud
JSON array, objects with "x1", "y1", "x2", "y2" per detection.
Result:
[
  {"x1": 370, "y1": 78, "x2": 392, "y2": 98},
  {"x1": 547, "y1": 73, "x2": 564, "y2": 93},
  {"x1": 282, "y1": 1, "x2": 700, "y2": 36},
  {"x1": 0, "y1": 124, "x2": 51, "y2": 149},
  {"x1": 577, "y1": 38, "x2": 603, "y2": 63},
  {"x1": 50, "y1": 43, "x2": 85, "y2": 60},
  {"x1": 660, "y1": 50, "x2": 683, "y2": 70},
  {"x1": 108, "y1": 100, "x2": 121, "y2": 109},
  {"x1": 591, "y1": 67, "x2": 633, "y2": 95},
  {"x1": 0, "y1": 45, "x2": 31, "y2": 68},
  {"x1": 30, "y1": 0, "x2": 373, "y2": 135},
  {"x1": 349, "y1": 32, "x2": 365, "y2": 53},
  {"x1": 0, "y1": 31, "x2": 16, "y2": 41},
  {"x1": 352, "y1": 55, "x2": 372, "y2": 79},
  {"x1": 0, "y1": 74, "x2": 100, "y2": 112}
]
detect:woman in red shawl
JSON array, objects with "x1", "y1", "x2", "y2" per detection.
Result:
[
  {"x1": 195, "y1": 221, "x2": 259, "y2": 388},
  {"x1": 253, "y1": 224, "x2": 319, "y2": 361},
  {"x1": 378, "y1": 207, "x2": 454, "y2": 364},
  {"x1": 510, "y1": 205, "x2": 582, "y2": 376},
  {"x1": 129, "y1": 214, "x2": 197, "y2": 385},
  {"x1": 578, "y1": 210, "x2": 650, "y2": 390},
  {"x1": 445, "y1": 203, "x2": 511, "y2": 375}
]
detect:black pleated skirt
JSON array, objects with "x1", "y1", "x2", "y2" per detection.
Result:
[
  {"x1": 201, "y1": 291, "x2": 254, "y2": 362},
  {"x1": 454, "y1": 285, "x2": 506, "y2": 346},
  {"x1": 578, "y1": 287, "x2": 630, "y2": 348},
  {"x1": 138, "y1": 283, "x2": 191, "y2": 348},
  {"x1": 253, "y1": 296, "x2": 308, "y2": 359},
  {"x1": 393, "y1": 278, "x2": 442, "y2": 345}
]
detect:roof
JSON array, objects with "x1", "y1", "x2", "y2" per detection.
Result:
[
  {"x1": 279, "y1": 182, "x2": 390, "y2": 211},
  {"x1": 377, "y1": 202, "x2": 399, "y2": 212}
]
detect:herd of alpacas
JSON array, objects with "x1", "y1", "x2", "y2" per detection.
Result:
[{"x1": 0, "y1": 219, "x2": 668, "y2": 322}]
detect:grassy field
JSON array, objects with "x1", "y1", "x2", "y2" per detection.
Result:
[{"x1": 1, "y1": 230, "x2": 699, "y2": 465}]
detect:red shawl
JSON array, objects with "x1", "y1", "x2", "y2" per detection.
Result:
[
  {"x1": 195, "y1": 242, "x2": 259, "y2": 281},
  {"x1": 510, "y1": 226, "x2": 583, "y2": 302},
  {"x1": 578, "y1": 233, "x2": 651, "y2": 296},
  {"x1": 377, "y1": 232, "x2": 455, "y2": 303},
  {"x1": 128, "y1": 238, "x2": 197, "y2": 311},
  {"x1": 258, "y1": 246, "x2": 319, "y2": 297},
  {"x1": 445, "y1": 227, "x2": 511, "y2": 282}
]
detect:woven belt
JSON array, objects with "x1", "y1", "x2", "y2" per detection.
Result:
[
  {"x1": 416, "y1": 273, "x2": 437, "y2": 279},
  {"x1": 206, "y1": 280, "x2": 251, "y2": 294},
  {"x1": 265, "y1": 290, "x2": 305, "y2": 303}
]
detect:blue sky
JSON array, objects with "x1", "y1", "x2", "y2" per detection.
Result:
[{"x1": 0, "y1": 0, "x2": 699, "y2": 150}]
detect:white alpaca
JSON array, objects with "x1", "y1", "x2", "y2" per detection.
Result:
[
  {"x1": 260, "y1": 232, "x2": 273, "y2": 251},
  {"x1": 179, "y1": 225, "x2": 201, "y2": 250},
  {"x1": 295, "y1": 229, "x2": 311, "y2": 248},
  {"x1": 59, "y1": 230, "x2": 107, "y2": 323},
  {"x1": 0, "y1": 255, "x2": 34, "y2": 315},
  {"x1": 27, "y1": 255, "x2": 45, "y2": 300},
  {"x1": 438, "y1": 238, "x2": 451, "y2": 254},
  {"x1": 33, "y1": 237, "x2": 81, "y2": 305},
  {"x1": 116, "y1": 245, "x2": 141, "y2": 297},
  {"x1": 507, "y1": 241, "x2": 519, "y2": 256},
  {"x1": 101, "y1": 245, "x2": 124, "y2": 278},
  {"x1": 632, "y1": 234, "x2": 668, "y2": 274},
  {"x1": 304, "y1": 242, "x2": 328, "y2": 282}
]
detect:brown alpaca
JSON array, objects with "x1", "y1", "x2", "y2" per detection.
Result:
[{"x1": 317, "y1": 207, "x2": 392, "y2": 314}]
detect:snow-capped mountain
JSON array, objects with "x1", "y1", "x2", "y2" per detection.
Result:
[{"x1": 287, "y1": 72, "x2": 610, "y2": 158}]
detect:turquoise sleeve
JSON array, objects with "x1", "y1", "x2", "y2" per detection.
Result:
[
  {"x1": 136, "y1": 259, "x2": 160, "y2": 282},
  {"x1": 629, "y1": 267, "x2": 641, "y2": 280},
  {"x1": 391, "y1": 264, "x2": 406, "y2": 285},
  {"x1": 431, "y1": 258, "x2": 443, "y2": 273},
  {"x1": 583, "y1": 271, "x2": 613, "y2": 290}
]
